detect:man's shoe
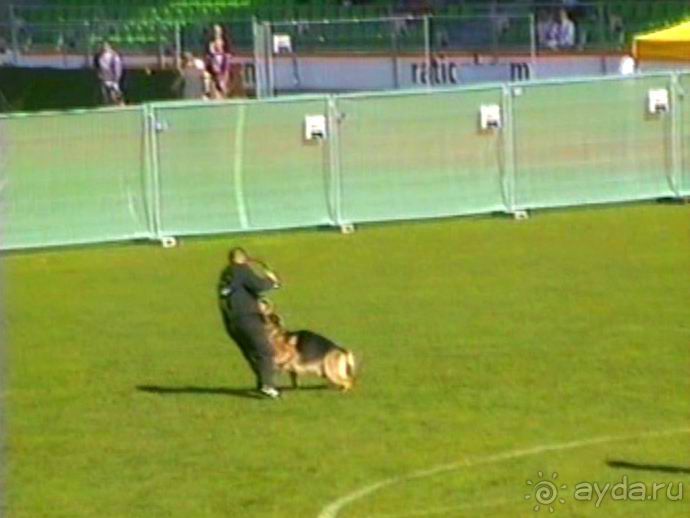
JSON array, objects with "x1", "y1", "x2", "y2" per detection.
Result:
[{"x1": 259, "y1": 386, "x2": 281, "y2": 399}]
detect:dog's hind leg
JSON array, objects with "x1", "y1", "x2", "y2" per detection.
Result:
[
  {"x1": 323, "y1": 352, "x2": 349, "y2": 391},
  {"x1": 289, "y1": 371, "x2": 300, "y2": 389}
]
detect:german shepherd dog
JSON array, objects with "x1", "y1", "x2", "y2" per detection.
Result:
[{"x1": 258, "y1": 300, "x2": 356, "y2": 391}]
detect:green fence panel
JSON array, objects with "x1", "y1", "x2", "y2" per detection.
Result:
[
  {"x1": 337, "y1": 88, "x2": 507, "y2": 224},
  {"x1": 152, "y1": 103, "x2": 245, "y2": 236},
  {"x1": 153, "y1": 97, "x2": 333, "y2": 236},
  {"x1": 1, "y1": 73, "x2": 687, "y2": 253},
  {"x1": 679, "y1": 73, "x2": 690, "y2": 196},
  {"x1": 513, "y1": 76, "x2": 676, "y2": 209},
  {"x1": 0, "y1": 108, "x2": 151, "y2": 250},
  {"x1": 240, "y1": 98, "x2": 333, "y2": 230}
]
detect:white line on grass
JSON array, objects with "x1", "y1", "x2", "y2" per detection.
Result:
[
  {"x1": 317, "y1": 427, "x2": 690, "y2": 518},
  {"x1": 368, "y1": 498, "x2": 516, "y2": 518}
]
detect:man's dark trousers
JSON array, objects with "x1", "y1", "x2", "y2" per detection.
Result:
[{"x1": 223, "y1": 312, "x2": 275, "y2": 389}]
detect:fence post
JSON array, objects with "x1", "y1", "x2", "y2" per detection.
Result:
[
  {"x1": 83, "y1": 20, "x2": 92, "y2": 68},
  {"x1": 174, "y1": 22, "x2": 181, "y2": 70},
  {"x1": 252, "y1": 18, "x2": 273, "y2": 98},
  {"x1": 144, "y1": 104, "x2": 163, "y2": 241},
  {"x1": 423, "y1": 15, "x2": 431, "y2": 90},
  {"x1": 251, "y1": 17, "x2": 262, "y2": 98},
  {"x1": 156, "y1": 22, "x2": 163, "y2": 69},
  {"x1": 597, "y1": 2, "x2": 606, "y2": 48},
  {"x1": 670, "y1": 72, "x2": 682, "y2": 198},
  {"x1": 327, "y1": 95, "x2": 344, "y2": 227},
  {"x1": 502, "y1": 84, "x2": 518, "y2": 213},
  {"x1": 391, "y1": 18, "x2": 400, "y2": 90},
  {"x1": 265, "y1": 22, "x2": 275, "y2": 97},
  {"x1": 528, "y1": 13, "x2": 537, "y2": 77},
  {"x1": 8, "y1": 4, "x2": 19, "y2": 63}
]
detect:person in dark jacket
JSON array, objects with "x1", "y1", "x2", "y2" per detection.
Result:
[{"x1": 218, "y1": 247, "x2": 282, "y2": 398}]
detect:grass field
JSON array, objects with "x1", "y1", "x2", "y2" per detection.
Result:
[{"x1": 3, "y1": 203, "x2": 689, "y2": 517}]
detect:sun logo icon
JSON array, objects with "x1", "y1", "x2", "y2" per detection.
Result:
[{"x1": 525, "y1": 471, "x2": 567, "y2": 513}]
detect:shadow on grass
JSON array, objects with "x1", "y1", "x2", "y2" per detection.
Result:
[
  {"x1": 607, "y1": 460, "x2": 690, "y2": 475},
  {"x1": 136, "y1": 384, "x2": 330, "y2": 399},
  {"x1": 137, "y1": 384, "x2": 263, "y2": 399},
  {"x1": 281, "y1": 384, "x2": 330, "y2": 392}
]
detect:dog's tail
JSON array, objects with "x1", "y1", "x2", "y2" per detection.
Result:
[
  {"x1": 345, "y1": 350, "x2": 356, "y2": 380},
  {"x1": 325, "y1": 349, "x2": 356, "y2": 391}
]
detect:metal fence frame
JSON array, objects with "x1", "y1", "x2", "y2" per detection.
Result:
[
  {"x1": 0, "y1": 71, "x2": 688, "y2": 251},
  {"x1": 252, "y1": 14, "x2": 537, "y2": 98}
]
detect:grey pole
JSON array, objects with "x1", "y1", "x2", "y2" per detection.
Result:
[
  {"x1": 529, "y1": 13, "x2": 537, "y2": 78},
  {"x1": 423, "y1": 14, "x2": 431, "y2": 90},
  {"x1": 9, "y1": 4, "x2": 19, "y2": 64},
  {"x1": 174, "y1": 22, "x2": 182, "y2": 70}
]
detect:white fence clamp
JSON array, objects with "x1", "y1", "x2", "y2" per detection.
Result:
[
  {"x1": 160, "y1": 236, "x2": 178, "y2": 248},
  {"x1": 304, "y1": 114, "x2": 327, "y2": 141},
  {"x1": 648, "y1": 89, "x2": 670, "y2": 115},
  {"x1": 480, "y1": 104, "x2": 502, "y2": 131},
  {"x1": 339, "y1": 223, "x2": 356, "y2": 234},
  {"x1": 513, "y1": 210, "x2": 529, "y2": 220}
]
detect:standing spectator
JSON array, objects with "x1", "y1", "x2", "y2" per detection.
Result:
[
  {"x1": 619, "y1": 55, "x2": 636, "y2": 76},
  {"x1": 205, "y1": 24, "x2": 232, "y2": 99},
  {"x1": 536, "y1": 9, "x2": 555, "y2": 49},
  {"x1": 206, "y1": 23, "x2": 229, "y2": 55},
  {"x1": 15, "y1": 16, "x2": 32, "y2": 52},
  {"x1": 556, "y1": 8, "x2": 576, "y2": 49},
  {"x1": 173, "y1": 52, "x2": 208, "y2": 100},
  {"x1": 609, "y1": 13, "x2": 625, "y2": 48},
  {"x1": 544, "y1": 9, "x2": 576, "y2": 50},
  {"x1": 93, "y1": 41, "x2": 124, "y2": 105}
]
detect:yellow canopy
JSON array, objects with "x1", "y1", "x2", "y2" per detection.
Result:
[{"x1": 634, "y1": 21, "x2": 690, "y2": 61}]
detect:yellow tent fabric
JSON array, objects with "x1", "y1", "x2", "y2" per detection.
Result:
[{"x1": 634, "y1": 21, "x2": 690, "y2": 61}]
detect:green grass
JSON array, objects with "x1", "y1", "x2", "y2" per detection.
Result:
[{"x1": 3, "y1": 204, "x2": 690, "y2": 517}]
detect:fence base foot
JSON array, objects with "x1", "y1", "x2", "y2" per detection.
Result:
[
  {"x1": 512, "y1": 210, "x2": 529, "y2": 220},
  {"x1": 160, "y1": 236, "x2": 178, "y2": 248},
  {"x1": 339, "y1": 223, "x2": 356, "y2": 234}
]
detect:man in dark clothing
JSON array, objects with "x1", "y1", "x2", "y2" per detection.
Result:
[{"x1": 218, "y1": 247, "x2": 282, "y2": 398}]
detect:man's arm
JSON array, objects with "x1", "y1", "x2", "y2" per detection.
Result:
[
  {"x1": 238, "y1": 264, "x2": 279, "y2": 294},
  {"x1": 217, "y1": 266, "x2": 234, "y2": 298}
]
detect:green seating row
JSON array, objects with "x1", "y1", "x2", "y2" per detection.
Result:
[
  {"x1": 14, "y1": 1, "x2": 690, "y2": 25},
  {"x1": 10, "y1": 1, "x2": 690, "y2": 53}
]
